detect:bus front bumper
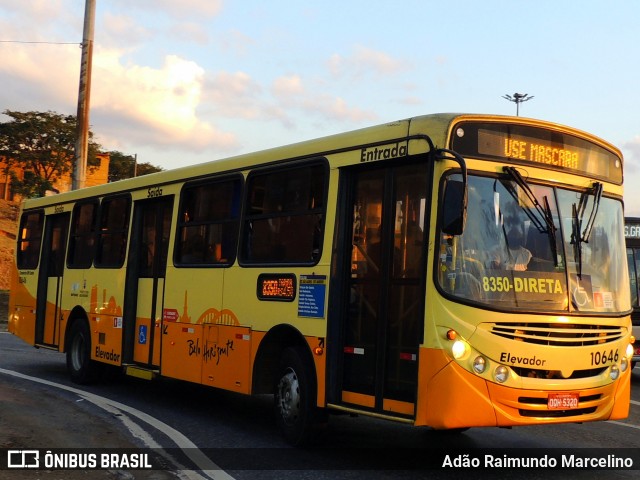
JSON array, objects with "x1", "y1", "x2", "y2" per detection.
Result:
[{"x1": 415, "y1": 348, "x2": 630, "y2": 429}]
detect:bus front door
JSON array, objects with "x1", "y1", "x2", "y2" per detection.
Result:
[
  {"x1": 124, "y1": 197, "x2": 173, "y2": 368},
  {"x1": 35, "y1": 213, "x2": 70, "y2": 348},
  {"x1": 337, "y1": 162, "x2": 428, "y2": 418}
]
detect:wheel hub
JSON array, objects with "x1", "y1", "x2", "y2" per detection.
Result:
[{"x1": 277, "y1": 369, "x2": 300, "y2": 424}]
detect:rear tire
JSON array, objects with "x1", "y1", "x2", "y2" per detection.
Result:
[
  {"x1": 274, "y1": 346, "x2": 318, "y2": 445},
  {"x1": 66, "y1": 320, "x2": 102, "y2": 384}
]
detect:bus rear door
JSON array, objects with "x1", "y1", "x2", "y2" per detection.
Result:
[
  {"x1": 123, "y1": 196, "x2": 174, "y2": 369},
  {"x1": 35, "y1": 212, "x2": 70, "y2": 348}
]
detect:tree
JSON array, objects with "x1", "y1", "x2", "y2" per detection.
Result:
[
  {"x1": 108, "y1": 151, "x2": 136, "y2": 182},
  {"x1": 0, "y1": 110, "x2": 101, "y2": 198},
  {"x1": 136, "y1": 160, "x2": 164, "y2": 177},
  {"x1": 108, "y1": 151, "x2": 163, "y2": 182}
]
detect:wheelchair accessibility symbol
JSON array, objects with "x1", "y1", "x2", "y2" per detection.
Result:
[{"x1": 138, "y1": 325, "x2": 147, "y2": 344}]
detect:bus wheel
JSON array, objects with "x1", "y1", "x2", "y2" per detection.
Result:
[
  {"x1": 274, "y1": 347, "x2": 316, "y2": 445},
  {"x1": 66, "y1": 320, "x2": 101, "y2": 384}
]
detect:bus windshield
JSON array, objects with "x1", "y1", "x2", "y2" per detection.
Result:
[{"x1": 437, "y1": 172, "x2": 629, "y2": 314}]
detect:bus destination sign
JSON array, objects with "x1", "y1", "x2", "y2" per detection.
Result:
[
  {"x1": 483, "y1": 129, "x2": 579, "y2": 169},
  {"x1": 451, "y1": 122, "x2": 622, "y2": 184},
  {"x1": 257, "y1": 273, "x2": 296, "y2": 301}
]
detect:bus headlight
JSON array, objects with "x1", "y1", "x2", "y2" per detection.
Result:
[
  {"x1": 473, "y1": 356, "x2": 486, "y2": 374},
  {"x1": 451, "y1": 340, "x2": 467, "y2": 360},
  {"x1": 620, "y1": 357, "x2": 628, "y2": 372},
  {"x1": 610, "y1": 364, "x2": 620, "y2": 380},
  {"x1": 494, "y1": 365, "x2": 509, "y2": 383},
  {"x1": 626, "y1": 343, "x2": 634, "y2": 359}
]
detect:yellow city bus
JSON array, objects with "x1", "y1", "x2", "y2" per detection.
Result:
[{"x1": 8, "y1": 113, "x2": 633, "y2": 444}]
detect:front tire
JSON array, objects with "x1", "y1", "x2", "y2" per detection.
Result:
[
  {"x1": 66, "y1": 320, "x2": 102, "y2": 384},
  {"x1": 274, "y1": 346, "x2": 318, "y2": 445}
]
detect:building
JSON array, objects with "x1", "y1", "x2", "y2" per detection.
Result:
[{"x1": 0, "y1": 152, "x2": 110, "y2": 201}]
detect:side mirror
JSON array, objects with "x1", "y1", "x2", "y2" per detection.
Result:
[{"x1": 441, "y1": 179, "x2": 467, "y2": 235}]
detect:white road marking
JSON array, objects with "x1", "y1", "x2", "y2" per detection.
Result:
[
  {"x1": 0, "y1": 367, "x2": 235, "y2": 480},
  {"x1": 608, "y1": 421, "x2": 640, "y2": 430},
  {"x1": 607, "y1": 399, "x2": 640, "y2": 430}
]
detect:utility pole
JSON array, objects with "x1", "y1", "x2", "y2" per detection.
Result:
[
  {"x1": 502, "y1": 93, "x2": 534, "y2": 116},
  {"x1": 73, "y1": 0, "x2": 96, "y2": 190}
]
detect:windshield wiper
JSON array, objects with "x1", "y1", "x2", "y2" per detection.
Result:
[
  {"x1": 571, "y1": 203, "x2": 582, "y2": 278},
  {"x1": 571, "y1": 182, "x2": 603, "y2": 278},
  {"x1": 581, "y1": 182, "x2": 603, "y2": 242},
  {"x1": 502, "y1": 167, "x2": 558, "y2": 265},
  {"x1": 543, "y1": 195, "x2": 558, "y2": 267},
  {"x1": 501, "y1": 167, "x2": 547, "y2": 233},
  {"x1": 502, "y1": 167, "x2": 556, "y2": 234}
]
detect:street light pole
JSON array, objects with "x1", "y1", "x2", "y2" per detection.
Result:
[
  {"x1": 73, "y1": 0, "x2": 96, "y2": 190},
  {"x1": 502, "y1": 93, "x2": 534, "y2": 116}
]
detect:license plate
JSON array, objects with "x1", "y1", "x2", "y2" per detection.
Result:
[{"x1": 547, "y1": 392, "x2": 579, "y2": 409}]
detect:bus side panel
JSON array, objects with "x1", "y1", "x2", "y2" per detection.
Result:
[
  {"x1": 222, "y1": 267, "x2": 330, "y2": 404},
  {"x1": 8, "y1": 266, "x2": 37, "y2": 345},
  {"x1": 160, "y1": 267, "x2": 225, "y2": 383},
  {"x1": 609, "y1": 371, "x2": 631, "y2": 420},
  {"x1": 415, "y1": 347, "x2": 497, "y2": 428},
  {"x1": 161, "y1": 321, "x2": 203, "y2": 383},
  {"x1": 201, "y1": 325, "x2": 251, "y2": 394},
  {"x1": 91, "y1": 314, "x2": 124, "y2": 365},
  {"x1": 83, "y1": 277, "x2": 126, "y2": 363},
  {"x1": 306, "y1": 336, "x2": 326, "y2": 407}
]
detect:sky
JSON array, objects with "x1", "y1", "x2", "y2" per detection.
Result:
[{"x1": 1, "y1": 1, "x2": 639, "y2": 214}]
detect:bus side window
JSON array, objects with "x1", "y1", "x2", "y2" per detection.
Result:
[
  {"x1": 241, "y1": 161, "x2": 327, "y2": 265},
  {"x1": 95, "y1": 195, "x2": 131, "y2": 268},
  {"x1": 17, "y1": 210, "x2": 44, "y2": 269},
  {"x1": 175, "y1": 176, "x2": 241, "y2": 266},
  {"x1": 68, "y1": 200, "x2": 98, "y2": 268}
]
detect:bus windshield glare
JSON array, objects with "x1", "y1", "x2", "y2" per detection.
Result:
[{"x1": 438, "y1": 173, "x2": 630, "y2": 314}]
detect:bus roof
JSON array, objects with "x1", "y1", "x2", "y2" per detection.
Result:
[{"x1": 19, "y1": 113, "x2": 622, "y2": 209}]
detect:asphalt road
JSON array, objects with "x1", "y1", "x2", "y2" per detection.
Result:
[{"x1": 2, "y1": 328, "x2": 640, "y2": 480}]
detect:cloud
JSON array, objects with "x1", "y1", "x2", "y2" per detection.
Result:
[
  {"x1": 0, "y1": 43, "x2": 79, "y2": 108},
  {"x1": 218, "y1": 29, "x2": 255, "y2": 56},
  {"x1": 269, "y1": 74, "x2": 376, "y2": 124},
  {"x1": 0, "y1": 1, "x2": 66, "y2": 25},
  {"x1": 0, "y1": 1, "x2": 379, "y2": 158},
  {"x1": 101, "y1": 13, "x2": 151, "y2": 48},
  {"x1": 398, "y1": 96, "x2": 424, "y2": 106},
  {"x1": 0, "y1": 39, "x2": 237, "y2": 154},
  {"x1": 168, "y1": 21, "x2": 210, "y2": 45},
  {"x1": 328, "y1": 45, "x2": 410, "y2": 79},
  {"x1": 301, "y1": 95, "x2": 377, "y2": 123},
  {"x1": 204, "y1": 71, "x2": 264, "y2": 119},
  {"x1": 92, "y1": 49, "x2": 236, "y2": 152},
  {"x1": 271, "y1": 75, "x2": 304, "y2": 102},
  {"x1": 111, "y1": 0, "x2": 223, "y2": 20}
]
